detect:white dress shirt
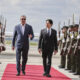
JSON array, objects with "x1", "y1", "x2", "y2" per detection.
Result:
[
  {"x1": 21, "y1": 24, "x2": 25, "y2": 35},
  {"x1": 47, "y1": 28, "x2": 52, "y2": 36}
]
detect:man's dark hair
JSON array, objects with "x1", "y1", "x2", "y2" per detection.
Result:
[{"x1": 46, "y1": 19, "x2": 53, "y2": 25}]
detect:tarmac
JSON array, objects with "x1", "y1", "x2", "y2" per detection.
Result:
[{"x1": 0, "y1": 45, "x2": 80, "y2": 80}]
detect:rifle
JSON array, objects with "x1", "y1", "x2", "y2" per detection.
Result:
[
  {"x1": 0, "y1": 16, "x2": 6, "y2": 51},
  {"x1": 68, "y1": 14, "x2": 75, "y2": 54},
  {"x1": 2, "y1": 18, "x2": 6, "y2": 50},
  {"x1": 74, "y1": 18, "x2": 80, "y2": 55},
  {"x1": 68, "y1": 32, "x2": 74, "y2": 54},
  {"x1": 60, "y1": 34, "x2": 66, "y2": 55},
  {"x1": 64, "y1": 29, "x2": 70, "y2": 55},
  {"x1": 3, "y1": 19, "x2": 6, "y2": 44},
  {"x1": 58, "y1": 22, "x2": 61, "y2": 46},
  {"x1": 63, "y1": 20, "x2": 70, "y2": 55},
  {"x1": 74, "y1": 37, "x2": 78, "y2": 55},
  {"x1": 0, "y1": 16, "x2": 6, "y2": 44}
]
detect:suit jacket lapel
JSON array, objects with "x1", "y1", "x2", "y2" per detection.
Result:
[
  {"x1": 45, "y1": 28, "x2": 49, "y2": 38},
  {"x1": 24, "y1": 24, "x2": 28, "y2": 36},
  {"x1": 50, "y1": 29, "x2": 52, "y2": 37},
  {"x1": 19, "y1": 24, "x2": 27, "y2": 36},
  {"x1": 46, "y1": 28, "x2": 52, "y2": 37},
  {"x1": 19, "y1": 24, "x2": 23, "y2": 36},
  {"x1": 45, "y1": 28, "x2": 47, "y2": 34}
]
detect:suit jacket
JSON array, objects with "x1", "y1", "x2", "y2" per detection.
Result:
[
  {"x1": 38, "y1": 28, "x2": 58, "y2": 52},
  {"x1": 12, "y1": 24, "x2": 34, "y2": 49}
]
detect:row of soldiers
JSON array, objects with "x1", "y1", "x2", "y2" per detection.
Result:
[
  {"x1": 0, "y1": 22, "x2": 5, "y2": 44},
  {"x1": 0, "y1": 16, "x2": 6, "y2": 52},
  {"x1": 58, "y1": 24, "x2": 80, "y2": 75},
  {"x1": 0, "y1": 16, "x2": 6, "y2": 64}
]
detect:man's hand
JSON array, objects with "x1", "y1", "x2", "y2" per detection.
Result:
[
  {"x1": 28, "y1": 34, "x2": 32, "y2": 39},
  {"x1": 12, "y1": 46, "x2": 15, "y2": 51},
  {"x1": 38, "y1": 49, "x2": 42, "y2": 54},
  {"x1": 54, "y1": 50, "x2": 58, "y2": 55}
]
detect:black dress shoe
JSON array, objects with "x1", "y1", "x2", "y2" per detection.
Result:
[
  {"x1": 16, "y1": 73, "x2": 20, "y2": 76},
  {"x1": 74, "y1": 73, "x2": 78, "y2": 75},
  {"x1": 43, "y1": 73, "x2": 47, "y2": 76},
  {"x1": 22, "y1": 71, "x2": 25, "y2": 75},
  {"x1": 46, "y1": 74, "x2": 51, "y2": 77}
]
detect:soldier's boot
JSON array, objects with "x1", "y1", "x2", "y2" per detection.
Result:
[
  {"x1": 74, "y1": 71, "x2": 80, "y2": 75},
  {"x1": 75, "y1": 65, "x2": 80, "y2": 75}
]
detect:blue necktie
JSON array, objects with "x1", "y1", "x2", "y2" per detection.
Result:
[{"x1": 48, "y1": 29, "x2": 50, "y2": 36}]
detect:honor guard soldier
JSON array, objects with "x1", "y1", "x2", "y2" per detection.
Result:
[
  {"x1": 0, "y1": 22, "x2": 6, "y2": 52},
  {"x1": 66, "y1": 25, "x2": 74, "y2": 70},
  {"x1": 68, "y1": 24, "x2": 78, "y2": 73},
  {"x1": 59, "y1": 26, "x2": 68, "y2": 68},
  {"x1": 73, "y1": 24, "x2": 80, "y2": 75}
]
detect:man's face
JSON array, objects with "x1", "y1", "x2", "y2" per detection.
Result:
[
  {"x1": 46, "y1": 21, "x2": 52, "y2": 28},
  {"x1": 74, "y1": 27, "x2": 78, "y2": 31},
  {"x1": 71, "y1": 28, "x2": 74, "y2": 31},
  {"x1": 62, "y1": 28, "x2": 67, "y2": 33},
  {"x1": 20, "y1": 16, "x2": 26, "y2": 25}
]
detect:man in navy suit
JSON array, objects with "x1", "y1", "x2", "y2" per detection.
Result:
[{"x1": 12, "y1": 15, "x2": 34, "y2": 76}]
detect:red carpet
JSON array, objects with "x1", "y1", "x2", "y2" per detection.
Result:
[{"x1": 1, "y1": 64, "x2": 71, "y2": 80}]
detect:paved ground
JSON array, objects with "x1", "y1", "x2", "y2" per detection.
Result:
[{"x1": 0, "y1": 45, "x2": 80, "y2": 80}]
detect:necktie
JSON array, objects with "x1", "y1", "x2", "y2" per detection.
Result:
[{"x1": 48, "y1": 29, "x2": 50, "y2": 36}]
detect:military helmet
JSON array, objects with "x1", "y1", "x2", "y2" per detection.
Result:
[
  {"x1": 73, "y1": 24, "x2": 79, "y2": 28},
  {"x1": 61, "y1": 26, "x2": 68, "y2": 30},
  {"x1": 69, "y1": 25, "x2": 74, "y2": 28}
]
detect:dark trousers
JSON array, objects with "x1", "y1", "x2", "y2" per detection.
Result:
[
  {"x1": 67, "y1": 54, "x2": 71, "y2": 70},
  {"x1": 42, "y1": 50, "x2": 53, "y2": 74},
  {"x1": 71, "y1": 48, "x2": 76, "y2": 72},
  {"x1": 61, "y1": 55, "x2": 66, "y2": 68},
  {"x1": 16, "y1": 47, "x2": 28, "y2": 73},
  {"x1": 76, "y1": 50, "x2": 80, "y2": 73},
  {"x1": 71, "y1": 53, "x2": 76, "y2": 72}
]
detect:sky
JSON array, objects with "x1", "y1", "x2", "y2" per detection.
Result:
[{"x1": 0, "y1": 0, "x2": 80, "y2": 34}]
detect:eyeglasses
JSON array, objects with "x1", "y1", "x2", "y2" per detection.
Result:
[{"x1": 21, "y1": 18, "x2": 26, "y2": 20}]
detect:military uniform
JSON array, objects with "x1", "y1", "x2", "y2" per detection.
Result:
[
  {"x1": 0, "y1": 17, "x2": 6, "y2": 64},
  {"x1": 71, "y1": 33, "x2": 77, "y2": 72},
  {"x1": 76, "y1": 34, "x2": 80, "y2": 75},
  {"x1": 0, "y1": 22, "x2": 2, "y2": 64},
  {"x1": 59, "y1": 26, "x2": 68, "y2": 68},
  {"x1": 0, "y1": 22, "x2": 6, "y2": 64},
  {"x1": 73, "y1": 24, "x2": 80, "y2": 75},
  {"x1": 68, "y1": 24, "x2": 78, "y2": 73},
  {"x1": 66, "y1": 25, "x2": 74, "y2": 70},
  {"x1": 0, "y1": 23, "x2": 5, "y2": 52}
]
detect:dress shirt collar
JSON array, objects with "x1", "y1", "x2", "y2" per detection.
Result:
[{"x1": 46, "y1": 27, "x2": 52, "y2": 35}]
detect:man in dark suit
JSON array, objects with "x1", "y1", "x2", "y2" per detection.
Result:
[
  {"x1": 38, "y1": 19, "x2": 58, "y2": 77},
  {"x1": 12, "y1": 15, "x2": 34, "y2": 76}
]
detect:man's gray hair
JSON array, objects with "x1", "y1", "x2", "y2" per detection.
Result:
[{"x1": 20, "y1": 15, "x2": 26, "y2": 19}]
